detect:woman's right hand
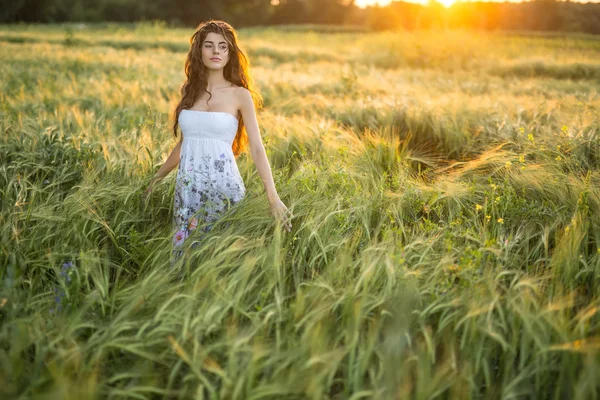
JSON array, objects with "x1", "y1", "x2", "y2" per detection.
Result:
[{"x1": 269, "y1": 196, "x2": 293, "y2": 233}]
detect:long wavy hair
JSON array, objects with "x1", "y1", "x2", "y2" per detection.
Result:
[{"x1": 173, "y1": 20, "x2": 263, "y2": 158}]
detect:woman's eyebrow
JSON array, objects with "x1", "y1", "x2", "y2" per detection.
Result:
[{"x1": 204, "y1": 41, "x2": 227, "y2": 44}]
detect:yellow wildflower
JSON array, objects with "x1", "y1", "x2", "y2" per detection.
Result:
[
  {"x1": 475, "y1": 204, "x2": 483, "y2": 211},
  {"x1": 497, "y1": 218, "x2": 504, "y2": 224},
  {"x1": 447, "y1": 265, "x2": 461, "y2": 273}
]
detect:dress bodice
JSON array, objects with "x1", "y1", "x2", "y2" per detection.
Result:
[{"x1": 178, "y1": 109, "x2": 239, "y2": 145}]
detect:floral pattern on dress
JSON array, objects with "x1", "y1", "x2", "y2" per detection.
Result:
[{"x1": 171, "y1": 150, "x2": 245, "y2": 261}]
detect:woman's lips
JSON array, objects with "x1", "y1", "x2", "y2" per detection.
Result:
[{"x1": 210, "y1": 58, "x2": 221, "y2": 61}]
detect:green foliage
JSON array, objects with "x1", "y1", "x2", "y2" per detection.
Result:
[{"x1": 0, "y1": 126, "x2": 101, "y2": 205}]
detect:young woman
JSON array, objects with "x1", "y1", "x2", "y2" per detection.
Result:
[{"x1": 143, "y1": 20, "x2": 292, "y2": 263}]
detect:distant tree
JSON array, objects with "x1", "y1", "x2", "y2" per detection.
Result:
[
  {"x1": 1, "y1": 0, "x2": 600, "y2": 35},
  {"x1": 424, "y1": 0, "x2": 445, "y2": 29},
  {"x1": 561, "y1": 1, "x2": 600, "y2": 34},
  {"x1": 269, "y1": 0, "x2": 309, "y2": 24},
  {"x1": 220, "y1": 0, "x2": 273, "y2": 27},
  {"x1": 390, "y1": 1, "x2": 423, "y2": 30},
  {"x1": 342, "y1": 2, "x2": 366, "y2": 26},
  {"x1": 1, "y1": 0, "x2": 54, "y2": 22},
  {"x1": 171, "y1": 0, "x2": 221, "y2": 26},
  {"x1": 366, "y1": 4, "x2": 401, "y2": 31},
  {"x1": 529, "y1": 0, "x2": 562, "y2": 31},
  {"x1": 305, "y1": 0, "x2": 354, "y2": 25}
]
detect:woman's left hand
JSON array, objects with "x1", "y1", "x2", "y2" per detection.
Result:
[{"x1": 269, "y1": 196, "x2": 293, "y2": 232}]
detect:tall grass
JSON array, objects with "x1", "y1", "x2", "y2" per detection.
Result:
[{"x1": 1, "y1": 24, "x2": 599, "y2": 399}]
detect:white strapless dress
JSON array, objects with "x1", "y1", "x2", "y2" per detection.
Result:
[{"x1": 171, "y1": 110, "x2": 246, "y2": 260}]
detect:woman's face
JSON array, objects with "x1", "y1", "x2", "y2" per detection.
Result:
[{"x1": 202, "y1": 32, "x2": 230, "y2": 70}]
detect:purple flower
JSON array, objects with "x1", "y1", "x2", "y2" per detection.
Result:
[
  {"x1": 60, "y1": 261, "x2": 75, "y2": 283},
  {"x1": 59, "y1": 271, "x2": 71, "y2": 282},
  {"x1": 173, "y1": 229, "x2": 188, "y2": 247},
  {"x1": 51, "y1": 286, "x2": 66, "y2": 313}
]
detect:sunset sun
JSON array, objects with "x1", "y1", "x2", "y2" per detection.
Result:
[{"x1": 355, "y1": 0, "x2": 457, "y2": 8}]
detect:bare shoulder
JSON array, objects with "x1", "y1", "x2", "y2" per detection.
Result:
[
  {"x1": 234, "y1": 86, "x2": 253, "y2": 107},
  {"x1": 234, "y1": 85, "x2": 251, "y2": 98}
]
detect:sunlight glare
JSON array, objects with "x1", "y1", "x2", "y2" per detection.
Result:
[{"x1": 355, "y1": 0, "x2": 457, "y2": 7}]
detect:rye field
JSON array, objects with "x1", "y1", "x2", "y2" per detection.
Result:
[{"x1": 1, "y1": 22, "x2": 600, "y2": 399}]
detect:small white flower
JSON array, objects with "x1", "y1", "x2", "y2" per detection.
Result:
[{"x1": 177, "y1": 207, "x2": 191, "y2": 219}]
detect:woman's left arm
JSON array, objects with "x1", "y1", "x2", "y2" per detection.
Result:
[{"x1": 238, "y1": 88, "x2": 292, "y2": 232}]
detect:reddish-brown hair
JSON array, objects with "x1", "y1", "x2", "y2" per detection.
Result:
[{"x1": 173, "y1": 19, "x2": 263, "y2": 158}]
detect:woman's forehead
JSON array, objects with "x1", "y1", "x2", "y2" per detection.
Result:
[{"x1": 204, "y1": 32, "x2": 226, "y2": 42}]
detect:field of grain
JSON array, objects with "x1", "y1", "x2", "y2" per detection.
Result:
[{"x1": 1, "y1": 22, "x2": 600, "y2": 399}]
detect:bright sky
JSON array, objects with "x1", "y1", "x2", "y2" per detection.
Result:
[
  {"x1": 356, "y1": 0, "x2": 464, "y2": 8},
  {"x1": 354, "y1": 0, "x2": 501, "y2": 7},
  {"x1": 355, "y1": 0, "x2": 454, "y2": 8},
  {"x1": 355, "y1": 0, "x2": 600, "y2": 7},
  {"x1": 355, "y1": 0, "x2": 394, "y2": 6}
]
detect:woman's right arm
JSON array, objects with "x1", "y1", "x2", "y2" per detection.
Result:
[{"x1": 144, "y1": 137, "x2": 183, "y2": 195}]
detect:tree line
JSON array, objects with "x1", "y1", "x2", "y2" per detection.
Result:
[{"x1": 3, "y1": 0, "x2": 600, "y2": 35}]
